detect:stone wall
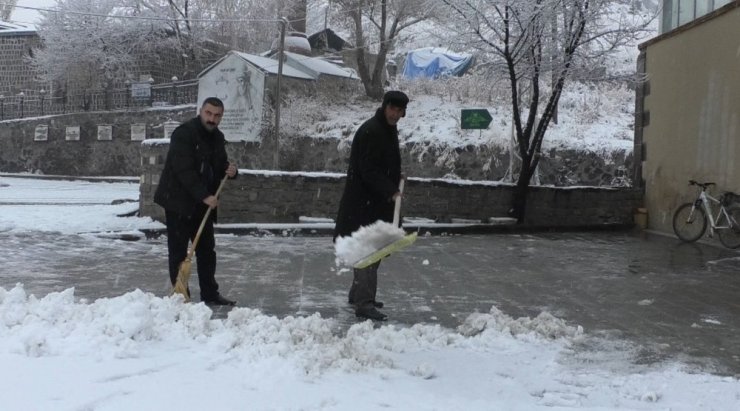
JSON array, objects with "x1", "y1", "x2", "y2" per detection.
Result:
[
  {"x1": 140, "y1": 143, "x2": 642, "y2": 227},
  {"x1": 1, "y1": 106, "x2": 632, "y2": 187},
  {"x1": 0, "y1": 107, "x2": 195, "y2": 175}
]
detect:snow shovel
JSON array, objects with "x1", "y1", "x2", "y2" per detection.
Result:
[
  {"x1": 172, "y1": 175, "x2": 228, "y2": 301},
  {"x1": 354, "y1": 177, "x2": 418, "y2": 269}
]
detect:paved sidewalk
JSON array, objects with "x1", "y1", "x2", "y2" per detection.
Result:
[{"x1": 2, "y1": 229, "x2": 740, "y2": 376}]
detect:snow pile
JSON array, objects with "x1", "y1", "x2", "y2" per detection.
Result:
[
  {"x1": 0, "y1": 283, "x2": 578, "y2": 374},
  {"x1": 458, "y1": 306, "x2": 584, "y2": 340},
  {"x1": 334, "y1": 220, "x2": 406, "y2": 266},
  {"x1": 3, "y1": 283, "x2": 740, "y2": 410}
]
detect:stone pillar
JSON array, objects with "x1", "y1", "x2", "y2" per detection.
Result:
[{"x1": 139, "y1": 140, "x2": 169, "y2": 222}]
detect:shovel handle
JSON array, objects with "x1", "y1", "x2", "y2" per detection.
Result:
[{"x1": 392, "y1": 177, "x2": 405, "y2": 227}]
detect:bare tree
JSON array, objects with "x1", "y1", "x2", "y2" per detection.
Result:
[
  {"x1": 123, "y1": 0, "x2": 212, "y2": 79},
  {"x1": 439, "y1": 0, "x2": 654, "y2": 222},
  {"x1": 33, "y1": 0, "x2": 168, "y2": 93},
  {"x1": 33, "y1": 0, "x2": 295, "y2": 93},
  {"x1": 329, "y1": 0, "x2": 436, "y2": 100},
  {"x1": 1, "y1": 0, "x2": 17, "y2": 21},
  {"x1": 209, "y1": 0, "x2": 277, "y2": 52}
]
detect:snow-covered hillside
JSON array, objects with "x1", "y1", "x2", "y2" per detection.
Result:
[{"x1": 295, "y1": 1, "x2": 660, "y2": 156}]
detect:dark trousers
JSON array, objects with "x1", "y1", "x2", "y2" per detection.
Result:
[
  {"x1": 349, "y1": 261, "x2": 380, "y2": 309},
  {"x1": 165, "y1": 210, "x2": 220, "y2": 301}
]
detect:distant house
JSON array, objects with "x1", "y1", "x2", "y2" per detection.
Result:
[
  {"x1": 197, "y1": 50, "x2": 315, "y2": 142},
  {"x1": 308, "y1": 28, "x2": 350, "y2": 53},
  {"x1": 635, "y1": 0, "x2": 740, "y2": 234},
  {"x1": 0, "y1": 21, "x2": 40, "y2": 97},
  {"x1": 198, "y1": 50, "x2": 360, "y2": 142},
  {"x1": 281, "y1": 51, "x2": 359, "y2": 93}
]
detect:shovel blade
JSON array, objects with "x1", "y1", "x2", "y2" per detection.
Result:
[{"x1": 353, "y1": 232, "x2": 418, "y2": 269}]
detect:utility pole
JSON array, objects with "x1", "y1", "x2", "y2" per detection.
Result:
[{"x1": 274, "y1": 17, "x2": 288, "y2": 169}]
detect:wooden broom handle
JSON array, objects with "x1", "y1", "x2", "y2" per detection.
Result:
[
  {"x1": 392, "y1": 177, "x2": 405, "y2": 227},
  {"x1": 187, "y1": 175, "x2": 229, "y2": 259}
]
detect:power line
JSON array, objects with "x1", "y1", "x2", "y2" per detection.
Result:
[
  {"x1": 3, "y1": 2, "x2": 379, "y2": 26},
  {"x1": 0, "y1": 3, "x2": 282, "y2": 23}
]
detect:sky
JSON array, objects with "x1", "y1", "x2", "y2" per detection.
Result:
[
  {"x1": 1, "y1": 176, "x2": 740, "y2": 411},
  {"x1": 8, "y1": 0, "x2": 55, "y2": 25}
]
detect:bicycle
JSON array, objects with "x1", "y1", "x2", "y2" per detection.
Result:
[{"x1": 672, "y1": 180, "x2": 740, "y2": 248}]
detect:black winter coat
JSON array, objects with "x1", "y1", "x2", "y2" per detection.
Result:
[
  {"x1": 154, "y1": 116, "x2": 231, "y2": 219},
  {"x1": 334, "y1": 108, "x2": 402, "y2": 239}
]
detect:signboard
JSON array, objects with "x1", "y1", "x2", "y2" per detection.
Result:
[
  {"x1": 97, "y1": 125, "x2": 113, "y2": 141},
  {"x1": 65, "y1": 126, "x2": 80, "y2": 141},
  {"x1": 197, "y1": 54, "x2": 265, "y2": 142},
  {"x1": 163, "y1": 121, "x2": 180, "y2": 138},
  {"x1": 131, "y1": 82, "x2": 151, "y2": 98},
  {"x1": 461, "y1": 109, "x2": 492, "y2": 130},
  {"x1": 131, "y1": 123, "x2": 146, "y2": 141},
  {"x1": 34, "y1": 125, "x2": 48, "y2": 141}
]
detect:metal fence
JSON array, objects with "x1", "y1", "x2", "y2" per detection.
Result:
[{"x1": 0, "y1": 80, "x2": 198, "y2": 120}]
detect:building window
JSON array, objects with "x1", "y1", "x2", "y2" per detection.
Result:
[
  {"x1": 696, "y1": 0, "x2": 713, "y2": 17},
  {"x1": 678, "y1": 0, "x2": 694, "y2": 26},
  {"x1": 661, "y1": 0, "x2": 735, "y2": 33}
]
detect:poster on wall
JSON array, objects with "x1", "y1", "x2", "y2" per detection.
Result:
[
  {"x1": 131, "y1": 82, "x2": 151, "y2": 98},
  {"x1": 163, "y1": 121, "x2": 180, "y2": 138},
  {"x1": 131, "y1": 123, "x2": 146, "y2": 141},
  {"x1": 34, "y1": 125, "x2": 48, "y2": 141},
  {"x1": 97, "y1": 125, "x2": 113, "y2": 141},
  {"x1": 65, "y1": 126, "x2": 80, "y2": 141},
  {"x1": 197, "y1": 54, "x2": 265, "y2": 142}
]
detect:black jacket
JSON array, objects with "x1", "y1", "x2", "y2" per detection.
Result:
[
  {"x1": 154, "y1": 116, "x2": 232, "y2": 218},
  {"x1": 334, "y1": 108, "x2": 402, "y2": 239}
]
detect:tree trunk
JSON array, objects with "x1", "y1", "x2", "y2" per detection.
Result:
[{"x1": 510, "y1": 160, "x2": 535, "y2": 223}]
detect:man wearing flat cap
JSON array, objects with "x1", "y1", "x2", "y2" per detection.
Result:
[{"x1": 334, "y1": 90, "x2": 410, "y2": 321}]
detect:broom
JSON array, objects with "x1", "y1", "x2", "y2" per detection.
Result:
[{"x1": 172, "y1": 175, "x2": 229, "y2": 301}]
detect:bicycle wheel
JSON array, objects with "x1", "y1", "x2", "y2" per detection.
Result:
[
  {"x1": 718, "y1": 206, "x2": 740, "y2": 248},
  {"x1": 672, "y1": 202, "x2": 707, "y2": 242}
]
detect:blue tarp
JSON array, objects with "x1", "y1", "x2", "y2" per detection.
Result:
[{"x1": 401, "y1": 47, "x2": 474, "y2": 79}]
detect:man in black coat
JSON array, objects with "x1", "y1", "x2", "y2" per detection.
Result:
[
  {"x1": 154, "y1": 97, "x2": 238, "y2": 306},
  {"x1": 334, "y1": 90, "x2": 409, "y2": 321}
]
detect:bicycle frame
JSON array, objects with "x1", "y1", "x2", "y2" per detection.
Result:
[{"x1": 696, "y1": 190, "x2": 734, "y2": 236}]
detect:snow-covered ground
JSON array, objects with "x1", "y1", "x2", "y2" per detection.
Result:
[
  {"x1": 1, "y1": 176, "x2": 739, "y2": 411},
  {"x1": 285, "y1": 85, "x2": 635, "y2": 154}
]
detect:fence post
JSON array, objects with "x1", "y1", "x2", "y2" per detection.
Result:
[
  {"x1": 124, "y1": 80, "x2": 131, "y2": 108},
  {"x1": 39, "y1": 89, "x2": 46, "y2": 116},
  {"x1": 18, "y1": 92, "x2": 24, "y2": 118},
  {"x1": 171, "y1": 76, "x2": 178, "y2": 105},
  {"x1": 103, "y1": 83, "x2": 110, "y2": 110},
  {"x1": 148, "y1": 76, "x2": 154, "y2": 107}
]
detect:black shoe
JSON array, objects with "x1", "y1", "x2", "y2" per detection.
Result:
[
  {"x1": 203, "y1": 295, "x2": 236, "y2": 306},
  {"x1": 355, "y1": 306, "x2": 388, "y2": 321},
  {"x1": 348, "y1": 299, "x2": 383, "y2": 308}
]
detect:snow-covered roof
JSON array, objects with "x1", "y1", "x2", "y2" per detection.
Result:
[
  {"x1": 282, "y1": 51, "x2": 357, "y2": 79},
  {"x1": 0, "y1": 21, "x2": 36, "y2": 36},
  {"x1": 198, "y1": 51, "x2": 314, "y2": 80}
]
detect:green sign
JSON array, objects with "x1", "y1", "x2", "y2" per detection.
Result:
[{"x1": 461, "y1": 109, "x2": 492, "y2": 130}]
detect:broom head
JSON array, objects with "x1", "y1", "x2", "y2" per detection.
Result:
[{"x1": 172, "y1": 258, "x2": 192, "y2": 301}]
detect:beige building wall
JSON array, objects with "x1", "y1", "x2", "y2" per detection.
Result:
[{"x1": 639, "y1": 2, "x2": 740, "y2": 233}]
